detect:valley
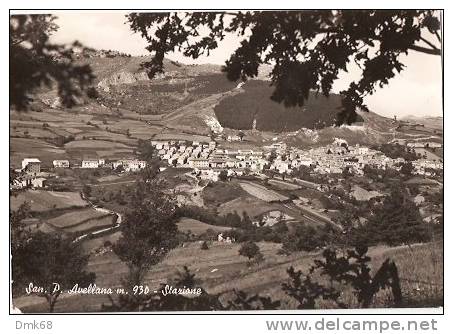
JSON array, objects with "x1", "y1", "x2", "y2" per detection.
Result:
[{"x1": 10, "y1": 53, "x2": 444, "y2": 312}]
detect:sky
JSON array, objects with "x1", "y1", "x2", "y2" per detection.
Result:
[{"x1": 49, "y1": 11, "x2": 443, "y2": 118}]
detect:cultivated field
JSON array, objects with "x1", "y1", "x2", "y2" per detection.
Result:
[
  {"x1": 63, "y1": 215, "x2": 116, "y2": 234},
  {"x1": 268, "y1": 179, "x2": 301, "y2": 190},
  {"x1": 177, "y1": 217, "x2": 231, "y2": 236},
  {"x1": 64, "y1": 140, "x2": 134, "y2": 159},
  {"x1": 239, "y1": 181, "x2": 289, "y2": 202},
  {"x1": 10, "y1": 190, "x2": 87, "y2": 212},
  {"x1": 10, "y1": 138, "x2": 68, "y2": 167},
  {"x1": 218, "y1": 196, "x2": 279, "y2": 218},
  {"x1": 201, "y1": 181, "x2": 246, "y2": 208},
  {"x1": 46, "y1": 208, "x2": 108, "y2": 229}
]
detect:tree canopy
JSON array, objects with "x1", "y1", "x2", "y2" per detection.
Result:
[
  {"x1": 127, "y1": 10, "x2": 441, "y2": 125},
  {"x1": 113, "y1": 176, "x2": 179, "y2": 287},
  {"x1": 10, "y1": 14, "x2": 94, "y2": 110}
]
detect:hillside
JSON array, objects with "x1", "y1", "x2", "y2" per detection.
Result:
[
  {"x1": 214, "y1": 80, "x2": 359, "y2": 132},
  {"x1": 401, "y1": 115, "x2": 443, "y2": 130},
  {"x1": 30, "y1": 52, "x2": 442, "y2": 144}
]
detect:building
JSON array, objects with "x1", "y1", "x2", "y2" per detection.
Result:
[
  {"x1": 82, "y1": 159, "x2": 100, "y2": 168},
  {"x1": 21, "y1": 158, "x2": 41, "y2": 174},
  {"x1": 124, "y1": 160, "x2": 147, "y2": 172},
  {"x1": 188, "y1": 157, "x2": 209, "y2": 169},
  {"x1": 53, "y1": 160, "x2": 70, "y2": 168},
  {"x1": 31, "y1": 177, "x2": 46, "y2": 188},
  {"x1": 112, "y1": 159, "x2": 147, "y2": 171},
  {"x1": 11, "y1": 174, "x2": 46, "y2": 189}
]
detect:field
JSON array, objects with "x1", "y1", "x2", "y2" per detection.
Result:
[
  {"x1": 239, "y1": 181, "x2": 289, "y2": 202},
  {"x1": 268, "y1": 179, "x2": 301, "y2": 190},
  {"x1": 65, "y1": 140, "x2": 135, "y2": 160},
  {"x1": 46, "y1": 208, "x2": 108, "y2": 229},
  {"x1": 201, "y1": 181, "x2": 247, "y2": 208},
  {"x1": 10, "y1": 108, "x2": 164, "y2": 168},
  {"x1": 10, "y1": 190, "x2": 87, "y2": 212},
  {"x1": 218, "y1": 196, "x2": 279, "y2": 218},
  {"x1": 63, "y1": 215, "x2": 116, "y2": 234},
  {"x1": 177, "y1": 217, "x2": 232, "y2": 236},
  {"x1": 14, "y1": 240, "x2": 442, "y2": 312},
  {"x1": 374, "y1": 241, "x2": 443, "y2": 307},
  {"x1": 10, "y1": 138, "x2": 68, "y2": 167}
]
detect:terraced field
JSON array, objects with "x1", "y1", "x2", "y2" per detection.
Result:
[
  {"x1": 177, "y1": 217, "x2": 231, "y2": 236},
  {"x1": 10, "y1": 138, "x2": 68, "y2": 167},
  {"x1": 218, "y1": 196, "x2": 279, "y2": 218},
  {"x1": 10, "y1": 190, "x2": 87, "y2": 212},
  {"x1": 239, "y1": 181, "x2": 289, "y2": 202},
  {"x1": 46, "y1": 208, "x2": 108, "y2": 229},
  {"x1": 63, "y1": 215, "x2": 116, "y2": 234}
]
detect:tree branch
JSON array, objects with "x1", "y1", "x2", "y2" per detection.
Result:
[
  {"x1": 419, "y1": 36, "x2": 440, "y2": 51},
  {"x1": 434, "y1": 30, "x2": 441, "y2": 43},
  {"x1": 407, "y1": 44, "x2": 441, "y2": 55}
]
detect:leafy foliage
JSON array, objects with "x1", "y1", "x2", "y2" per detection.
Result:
[
  {"x1": 372, "y1": 143, "x2": 418, "y2": 161},
  {"x1": 104, "y1": 246, "x2": 403, "y2": 311},
  {"x1": 225, "y1": 290, "x2": 281, "y2": 310},
  {"x1": 127, "y1": 10, "x2": 441, "y2": 125},
  {"x1": 282, "y1": 266, "x2": 344, "y2": 309},
  {"x1": 12, "y1": 214, "x2": 95, "y2": 313},
  {"x1": 113, "y1": 175, "x2": 179, "y2": 287},
  {"x1": 238, "y1": 241, "x2": 262, "y2": 261},
  {"x1": 353, "y1": 186, "x2": 430, "y2": 246},
  {"x1": 10, "y1": 15, "x2": 94, "y2": 110},
  {"x1": 313, "y1": 246, "x2": 402, "y2": 308},
  {"x1": 281, "y1": 223, "x2": 335, "y2": 254},
  {"x1": 281, "y1": 246, "x2": 402, "y2": 309}
]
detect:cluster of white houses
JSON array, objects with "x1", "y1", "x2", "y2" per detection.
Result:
[
  {"x1": 269, "y1": 138, "x2": 443, "y2": 177},
  {"x1": 12, "y1": 157, "x2": 148, "y2": 190},
  {"x1": 151, "y1": 137, "x2": 444, "y2": 180},
  {"x1": 268, "y1": 139, "x2": 405, "y2": 176},
  {"x1": 52, "y1": 158, "x2": 147, "y2": 172},
  {"x1": 13, "y1": 137, "x2": 443, "y2": 188},
  {"x1": 151, "y1": 139, "x2": 269, "y2": 181}
]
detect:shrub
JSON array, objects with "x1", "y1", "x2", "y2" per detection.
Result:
[
  {"x1": 239, "y1": 241, "x2": 262, "y2": 263},
  {"x1": 281, "y1": 223, "x2": 331, "y2": 254}
]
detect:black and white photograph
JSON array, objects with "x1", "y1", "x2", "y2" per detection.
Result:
[{"x1": 9, "y1": 8, "x2": 444, "y2": 318}]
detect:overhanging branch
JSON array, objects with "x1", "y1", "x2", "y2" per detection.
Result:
[{"x1": 407, "y1": 45, "x2": 441, "y2": 55}]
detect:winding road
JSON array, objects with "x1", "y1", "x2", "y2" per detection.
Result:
[{"x1": 73, "y1": 194, "x2": 123, "y2": 243}]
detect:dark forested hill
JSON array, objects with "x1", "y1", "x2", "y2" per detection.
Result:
[{"x1": 214, "y1": 80, "x2": 352, "y2": 132}]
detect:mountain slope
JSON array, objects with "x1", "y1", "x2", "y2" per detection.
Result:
[{"x1": 214, "y1": 80, "x2": 360, "y2": 132}]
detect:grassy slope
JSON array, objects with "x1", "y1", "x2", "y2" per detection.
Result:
[
  {"x1": 177, "y1": 217, "x2": 231, "y2": 236},
  {"x1": 14, "y1": 241, "x2": 442, "y2": 312},
  {"x1": 10, "y1": 190, "x2": 87, "y2": 212}
]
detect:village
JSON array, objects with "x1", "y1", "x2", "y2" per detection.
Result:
[
  {"x1": 11, "y1": 135, "x2": 443, "y2": 191},
  {"x1": 149, "y1": 137, "x2": 443, "y2": 181}
]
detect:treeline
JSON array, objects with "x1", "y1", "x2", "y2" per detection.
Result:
[
  {"x1": 179, "y1": 181, "x2": 439, "y2": 253},
  {"x1": 372, "y1": 143, "x2": 418, "y2": 161},
  {"x1": 176, "y1": 205, "x2": 339, "y2": 251}
]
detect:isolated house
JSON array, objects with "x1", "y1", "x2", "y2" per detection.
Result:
[
  {"x1": 31, "y1": 177, "x2": 46, "y2": 188},
  {"x1": 53, "y1": 160, "x2": 70, "y2": 168},
  {"x1": 21, "y1": 158, "x2": 41, "y2": 174},
  {"x1": 82, "y1": 159, "x2": 100, "y2": 168},
  {"x1": 124, "y1": 160, "x2": 147, "y2": 172}
]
